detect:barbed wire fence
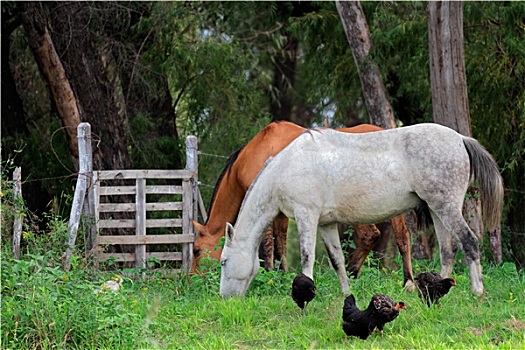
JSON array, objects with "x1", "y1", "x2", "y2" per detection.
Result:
[{"x1": 196, "y1": 150, "x2": 230, "y2": 190}]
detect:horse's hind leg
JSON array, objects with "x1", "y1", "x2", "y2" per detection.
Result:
[
  {"x1": 259, "y1": 224, "x2": 274, "y2": 270},
  {"x1": 273, "y1": 214, "x2": 289, "y2": 271},
  {"x1": 391, "y1": 215, "x2": 415, "y2": 292},
  {"x1": 431, "y1": 210, "x2": 483, "y2": 296},
  {"x1": 347, "y1": 224, "x2": 381, "y2": 279},
  {"x1": 319, "y1": 223, "x2": 350, "y2": 295},
  {"x1": 430, "y1": 212, "x2": 457, "y2": 278}
]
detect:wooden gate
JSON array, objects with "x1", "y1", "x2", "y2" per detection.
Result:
[
  {"x1": 93, "y1": 169, "x2": 196, "y2": 271},
  {"x1": 63, "y1": 123, "x2": 201, "y2": 273}
]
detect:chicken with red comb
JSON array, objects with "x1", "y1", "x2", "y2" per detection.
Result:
[{"x1": 342, "y1": 294, "x2": 406, "y2": 340}]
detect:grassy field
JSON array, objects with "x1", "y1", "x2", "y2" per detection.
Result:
[{"x1": 2, "y1": 249, "x2": 524, "y2": 349}]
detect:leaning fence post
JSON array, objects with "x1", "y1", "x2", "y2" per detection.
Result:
[
  {"x1": 63, "y1": 123, "x2": 91, "y2": 271},
  {"x1": 186, "y1": 135, "x2": 198, "y2": 221},
  {"x1": 12, "y1": 167, "x2": 23, "y2": 260},
  {"x1": 184, "y1": 135, "x2": 198, "y2": 272}
]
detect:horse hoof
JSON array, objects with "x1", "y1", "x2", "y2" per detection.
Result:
[
  {"x1": 472, "y1": 288, "x2": 484, "y2": 297},
  {"x1": 404, "y1": 280, "x2": 415, "y2": 293}
]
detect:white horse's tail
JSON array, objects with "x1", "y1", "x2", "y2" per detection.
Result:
[{"x1": 462, "y1": 137, "x2": 504, "y2": 230}]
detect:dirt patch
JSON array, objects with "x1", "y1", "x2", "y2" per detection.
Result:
[
  {"x1": 466, "y1": 326, "x2": 488, "y2": 336},
  {"x1": 505, "y1": 315, "x2": 525, "y2": 331}
]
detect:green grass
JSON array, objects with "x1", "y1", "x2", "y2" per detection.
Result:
[{"x1": 2, "y1": 251, "x2": 524, "y2": 349}]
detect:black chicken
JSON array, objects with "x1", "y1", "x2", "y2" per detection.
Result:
[
  {"x1": 374, "y1": 295, "x2": 406, "y2": 332},
  {"x1": 291, "y1": 273, "x2": 316, "y2": 313},
  {"x1": 342, "y1": 294, "x2": 406, "y2": 340},
  {"x1": 415, "y1": 272, "x2": 456, "y2": 307}
]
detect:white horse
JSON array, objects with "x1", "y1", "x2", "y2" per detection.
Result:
[{"x1": 219, "y1": 123, "x2": 504, "y2": 297}]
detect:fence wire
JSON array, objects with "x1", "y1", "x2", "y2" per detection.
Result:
[{"x1": 197, "y1": 151, "x2": 229, "y2": 159}]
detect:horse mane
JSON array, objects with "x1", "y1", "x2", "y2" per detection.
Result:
[
  {"x1": 205, "y1": 145, "x2": 245, "y2": 224},
  {"x1": 205, "y1": 121, "x2": 292, "y2": 225},
  {"x1": 237, "y1": 155, "x2": 275, "y2": 221}
]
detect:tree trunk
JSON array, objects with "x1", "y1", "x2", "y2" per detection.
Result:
[
  {"x1": 427, "y1": 2, "x2": 472, "y2": 135},
  {"x1": 335, "y1": 0, "x2": 396, "y2": 130},
  {"x1": 19, "y1": 2, "x2": 80, "y2": 166},
  {"x1": 427, "y1": 1, "x2": 501, "y2": 262},
  {"x1": 47, "y1": 2, "x2": 131, "y2": 171}
]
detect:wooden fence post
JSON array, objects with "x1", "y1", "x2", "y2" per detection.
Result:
[
  {"x1": 12, "y1": 167, "x2": 23, "y2": 260},
  {"x1": 184, "y1": 135, "x2": 198, "y2": 272},
  {"x1": 135, "y1": 177, "x2": 146, "y2": 272},
  {"x1": 63, "y1": 123, "x2": 92, "y2": 271}
]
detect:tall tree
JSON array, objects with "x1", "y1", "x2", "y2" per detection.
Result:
[
  {"x1": 427, "y1": 1, "x2": 501, "y2": 262},
  {"x1": 19, "y1": 2, "x2": 80, "y2": 165},
  {"x1": 47, "y1": 2, "x2": 131, "y2": 171},
  {"x1": 335, "y1": 0, "x2": 400, "y2": 267},
  {"x1": 428, "y1": 2, "x2": 472, "y2": 134},
  {"x1": 335, "y1": 0, "x2": 396, "y2": 130}
]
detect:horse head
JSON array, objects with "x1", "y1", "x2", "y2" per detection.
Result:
[
  {"x1": 191, "y1": 221, "x2": 224, "y2": 273},
  {"x1": 219, "y1": 223, "x2": 259, "y2": 297}
]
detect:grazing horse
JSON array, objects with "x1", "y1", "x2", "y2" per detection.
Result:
[
  {"x1": 220, "y1": 124, "x2": 503, "y2": 297},
  {"x1": 192, "y1": 121, "x2": 416, "y2": 291}
]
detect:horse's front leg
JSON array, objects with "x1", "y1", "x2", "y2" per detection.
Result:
[
  {"x1": 391, "y1": 215, "x2": 415, "y2": 292},
  {"x1": 319, "y1": 223, "x2": 350, "y2": 295},
  {"x1": 295, "y1": 209, "x2": 318, "y2": 281},
  {"x1": 347, "y1": 224, "x2": 381, "y2": 278}
]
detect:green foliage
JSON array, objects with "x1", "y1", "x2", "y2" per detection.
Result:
[
  {"x1": 129, "y1": 112, "x2": 184, "y2": 170},
  {"x1": 367, "y1": 1, "x2": 432, "y2": 124},
  {"x1": 288, "y1": 2, "x2": 367, "y2": 126},
  {"x1": 464, "y1": 2, "x2": 525, "y2": 212},
  {"x1": 135, "y1": 2, "x2": 275, "y2": 204},
  {"x1": 3, "y1": 248, "x2": 524, "y2": 349},
  {"x1": 1, "y1": 160, "x2": 23, "y2": 239}
]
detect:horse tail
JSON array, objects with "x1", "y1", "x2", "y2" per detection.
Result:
[
  {"x1": 462, "y1": 137, "x2": 504, "y2": 230},
  {"x1": 414, "y1": 202, "x2": 431, "y2": 231}
]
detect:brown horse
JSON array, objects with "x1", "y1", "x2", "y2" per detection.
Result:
[{"x1": 192, "y1": 121, "x2": 415, "y2": 291}]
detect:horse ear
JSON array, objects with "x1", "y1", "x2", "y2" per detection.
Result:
[
  {"x1": 193, "y1": 220, "x2": 205, "y2": 235},
  {"x1": 225, "y1": 222, "x2": 235, "y2": 246}
]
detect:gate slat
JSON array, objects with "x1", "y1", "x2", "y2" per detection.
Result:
[
  {"x1": 98, "y1": 218, "x2": 183, "y2": 228},
  {"x1": 98, "y1": 219, "x2": 135, "y2": 228},
  {"x1": 97, "y1": 169, "x2": 194, "y2": 180},
  {"x1": 98, "y1": 251, "x2": 183, "y2": 262},
  {"x1": 146, "y1": 218, "x2": 183, "y2": 228},
  {"x1": 98, "y1": 202, "x2": 182, "y2": 213},
  {"x1": 97, "y1": 234, "x2": 194, "y2": 245}
]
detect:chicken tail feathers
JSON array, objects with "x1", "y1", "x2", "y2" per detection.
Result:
[{"x1": 342, "y1": 294, "x2": 358, "y2": 321}]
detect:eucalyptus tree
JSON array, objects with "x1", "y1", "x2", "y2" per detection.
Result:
[
  {"x1": 462, "y1": 2, "x2": 525, "y2": 268},
  {"x1": 336, "y1": 0, "x2": 396, "y2": 130},
  {"x1": 427, "y1": 1, "x2": 498, "y2": 261}
]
